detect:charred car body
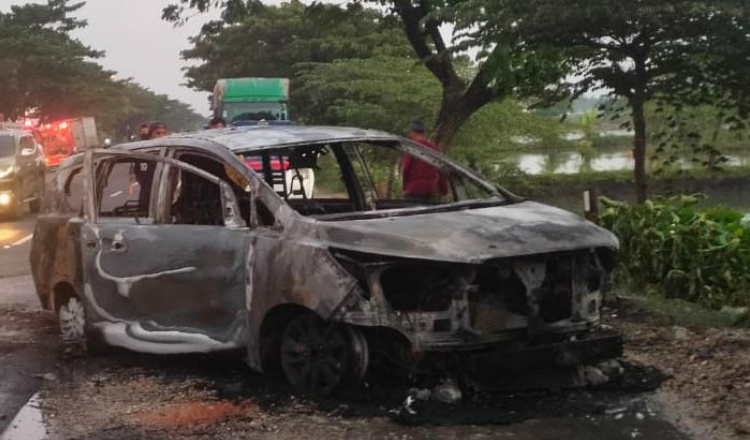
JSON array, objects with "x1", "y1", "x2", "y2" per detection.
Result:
[{"x1": 30, "y1": 126, "x2": 621, "y2": 395}]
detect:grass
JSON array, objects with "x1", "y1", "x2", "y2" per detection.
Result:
[{"x1": 619, "y1": 293, "x2": 750, "y2": 329}]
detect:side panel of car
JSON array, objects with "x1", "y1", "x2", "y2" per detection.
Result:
[
  {"x1": 30, "y1": 162, "x2": 85, "y2": 311},
  {"x1": 79, "y1": 150, "x2": 251, "y2": 353},
  {"x1": 244, "y1": 230, "x2": 361, "y2": 371}
]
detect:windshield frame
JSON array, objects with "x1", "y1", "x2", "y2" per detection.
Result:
[{"x1": 236, "y1": 138, "x2": 520, "y2": 222}]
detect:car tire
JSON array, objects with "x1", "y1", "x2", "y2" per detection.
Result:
[
  {"x1": 280, "y1": 312, "x2": 368, "y2": 396},
  {"x1": 57, "y1": 295, "x2": 109, "y2": 355}
]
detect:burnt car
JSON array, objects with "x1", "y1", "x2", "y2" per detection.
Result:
[{"x1": 30, "y1": 126, "x2": 620, "y2": 395}]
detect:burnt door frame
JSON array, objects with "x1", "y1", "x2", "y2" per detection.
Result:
[{"x1": 80, "y1": 149, "x2": 250, "y2": 353}]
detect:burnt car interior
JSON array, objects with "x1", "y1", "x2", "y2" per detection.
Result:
[
  {"x1": 97, "y1": 158, "x2": 156, "y2": 221},
  {"x1": 238, "y1": 141, "x2": 500, "y2": 219},
  {"x1": 170, "y1": 153, "x2": 253, "y2": 227},
  {"x1": 95, "y1": 154, "x2": 254, "y2": 227}
]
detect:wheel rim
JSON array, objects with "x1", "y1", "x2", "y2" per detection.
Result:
[
  {"x1": 59, "y1": 297, "x2": 86, "y2": 342},
  {"x1": 281, "y1": 314, "x2": 354, "y2": 396}
]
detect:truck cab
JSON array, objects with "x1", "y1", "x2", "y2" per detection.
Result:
[{"x1": 213, "y1": 78, "x2": 290, "y2": 124}]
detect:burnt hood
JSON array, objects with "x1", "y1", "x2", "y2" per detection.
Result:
[{"x1": 316, "y1": 201, "x2": 619, "y2": 264}]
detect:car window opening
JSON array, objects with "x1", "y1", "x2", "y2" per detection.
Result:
[
  {"x1": 174, "y1": 153, "x2": 253, "y2": 227},
  {"x1": 239, "y1": 141, "x2": 501, "y2": 220},
  {"x1": 98, "y1": 158, "x2": 155, "y2": 222}
]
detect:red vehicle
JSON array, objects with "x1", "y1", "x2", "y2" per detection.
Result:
[{"x1": 34, "y1": 117, "x2": 98, "y2": 168}]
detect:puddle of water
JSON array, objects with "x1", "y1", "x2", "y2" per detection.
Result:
[
  {"x1": 0, "y1": 393, "x2": 47, "y2": 440},
  {"x1": 129, "y1": 400, "x2": 259, "y2": 429}
]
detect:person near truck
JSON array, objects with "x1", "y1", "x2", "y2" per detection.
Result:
[{"x1": 402, "y1": 121, "x2": 448, "y2": 203}]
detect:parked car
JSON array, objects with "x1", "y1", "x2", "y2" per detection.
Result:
[
  {"x1": 0, "y1": 129, "x2": 46, "y2": 219},
  {"x1": 30, "y1": 125, "x2": 621, "y2": 395}
]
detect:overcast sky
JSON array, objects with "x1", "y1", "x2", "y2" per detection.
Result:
[
  {"x1": 3, "y1": 0, "x2": 222, "y2": 115},
  {"x1": 2, "y1": 0, "x2": 456, "y2": 116}
]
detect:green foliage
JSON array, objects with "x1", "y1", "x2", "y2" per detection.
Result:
[
  {"x1": 181, "y1": 1, "x2": 412, "y2": 92},
  {"x1": 600, "y1": 196, "x2": 750, "y2": 309},
  {"x1": 0, "y1": 0, "x2": 113, "y2": 120},
  {"x1": 625, "y1": 295, "x2": 749, "y2": 328},
  {"x1": 101, "y1": 81, "x2": 205, "y2": 141},
  {"x1": 0, "y1": 0, "x2": 203, "y2": 140},
  {"x1": 449, "y1": 99, "x2": 565, "y2": 173},
  {"x1": 470, "y1": 0, "x2": 750, "y2": 201},
  {"x1": 167, "y1": 0, "x2": 573, "y2": 146},
  {"x1": 293, "y1": 57, "x2": 441, "y2": 133}
]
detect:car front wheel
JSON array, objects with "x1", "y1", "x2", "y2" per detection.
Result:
[{"x1": 280, "y1": 312, "x2": 369, "y2": 396}]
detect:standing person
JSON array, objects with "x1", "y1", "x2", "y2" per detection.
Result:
[
  {"x1": 402, "y1": 121, "x2": 448, "y2": 203},
  {"x1": 148, "y1": 122, "x2": 168, "y2": 139},
  {"x1": 208, "y1": 117, "x2": 227, "y2": 129},
  {"x1": 137, "y1": 123, "x2": 150, "y2": 140}
]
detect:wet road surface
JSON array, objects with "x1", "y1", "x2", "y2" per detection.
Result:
[
  {"x1": 0, "y1": 212, "x2": 698, "y2": 439},
  {"x1": 0, "y1": 214, "x2": 59, "y2": 435}
]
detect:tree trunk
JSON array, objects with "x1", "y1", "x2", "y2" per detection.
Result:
[
  {"x1": 632, "y1": 97, "x2": 648, "y2": 203},
  {"x1": 632, "y1": 56, "x2": 649, "y2": 204},
  {"x1": 432, "y1": 86, "x2": 492, "y2": 149}
]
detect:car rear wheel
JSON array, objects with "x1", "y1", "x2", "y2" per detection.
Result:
[
  {"x1": 280, "y1": 312, "x2": 368, "y2": 396},
  {"x1": 58, "y1": 295, "x2": 109, "y2": 354},
  {"x1": 59, "y1": 296, "x2": 86, "y2": 343}
]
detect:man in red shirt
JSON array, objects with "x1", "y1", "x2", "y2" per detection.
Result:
[{"x1": 402, "y1": 122, "x2": 448, "y2": 203}]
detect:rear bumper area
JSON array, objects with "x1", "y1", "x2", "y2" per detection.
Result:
[{"x1": 469, "y1": 334, "x2": 623, "y2": 381}]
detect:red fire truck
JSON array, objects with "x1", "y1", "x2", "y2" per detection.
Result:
[{"x1": 34, "y1": 117, "x2": 98, "y2": 168}]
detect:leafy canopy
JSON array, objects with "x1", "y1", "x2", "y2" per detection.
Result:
[{"x1": 180, "y1": 0, "x2": 413, "y2": 92}]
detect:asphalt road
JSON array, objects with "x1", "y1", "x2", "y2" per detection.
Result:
[
  {"x1": 0, "y1": 212, "x2": 699, "y2": 440},
  {"x1": 0, "y1": 214, "x2": 59, "y2": 435}
]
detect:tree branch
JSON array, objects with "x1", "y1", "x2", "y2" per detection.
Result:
[{"x1": 392, "y1": 0, "x2": 460, "y2": 88}]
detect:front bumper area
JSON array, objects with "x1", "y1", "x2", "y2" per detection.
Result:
[{"x1": 469, "y1": 334, "x2": 623, "y2": 377}]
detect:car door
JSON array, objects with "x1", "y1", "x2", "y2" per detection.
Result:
[{"x1": 80, "y1": 149, "x2": 251, "y2": 353}]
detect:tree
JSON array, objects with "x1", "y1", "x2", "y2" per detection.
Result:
[
  {"x1": 471, "y1": 0, "x2": 750, "y2": 202},
  {"x1": 0, "y1": 0, "x2": 204, "y2": 141},
  {"x1": 179, "y1": 1, "x2": 413, "y2": 93},
  {"x1": 101, "y1": 81, "x2": 205, "y2": 141},
  {"x1": 293, "y1": 56, "x2": 441, "y2": 133},
  {"x1": 165, "y1": 0, "x2": 568, "y2": 147},
  {"x1": 0, "y1": 0, "x2": 116, "y2": 120}
]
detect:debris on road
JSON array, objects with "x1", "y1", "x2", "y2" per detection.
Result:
[
  {"x1": 431, "y1": 380, "x2": 462, "y2": 405},
  {"x1": 584, "y1": 366, "x2": 609, "y2": 387},
  {"x1": 615, "y1": 298, "x2": 750, "y2": 440}
]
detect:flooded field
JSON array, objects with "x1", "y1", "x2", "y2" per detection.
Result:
[{"x1": 511, "y1": 149, "x2": 750, "y2": 175}]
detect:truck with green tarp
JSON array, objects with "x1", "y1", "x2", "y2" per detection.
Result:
[{"x1": 213, "y1": 78, "x2": 290, "y2": 124}]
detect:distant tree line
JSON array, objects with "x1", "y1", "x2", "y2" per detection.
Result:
[{"x1": 0, "y1": 0, "x2": 203, "y2": 140}]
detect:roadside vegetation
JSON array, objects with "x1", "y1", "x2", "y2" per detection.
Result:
[{"x1": 600, "y1": 195, "x2": 750, "y2": 311}]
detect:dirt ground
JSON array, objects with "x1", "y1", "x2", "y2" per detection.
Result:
[
  {"x1": 5, "y1": 297, "x2": 749, "y2": 440},
  {"x1": 610, "y1": 298, "x2": 750, "y2": 439}
]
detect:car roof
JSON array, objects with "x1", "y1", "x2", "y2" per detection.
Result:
[{"x1": 118, "y1": 125, "x2": 402, "y2": 153}]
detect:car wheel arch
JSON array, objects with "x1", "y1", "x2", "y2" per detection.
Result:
[{"x1": 52, "y1": 281, "x2": 80, "y2": 313}]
